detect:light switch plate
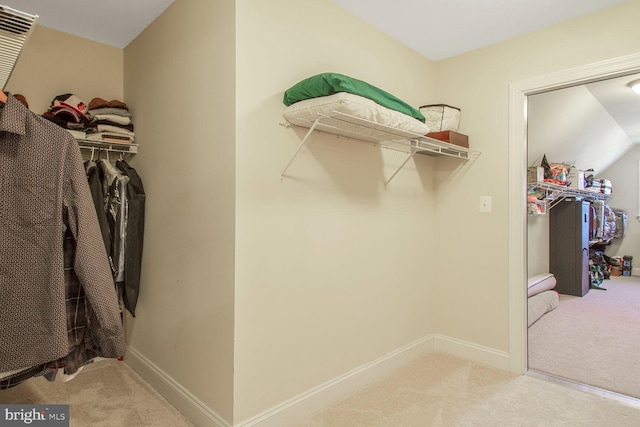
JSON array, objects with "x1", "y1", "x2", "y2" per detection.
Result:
[{"x1": 480, "y1": 196, "x2": 492, "y2": 213}]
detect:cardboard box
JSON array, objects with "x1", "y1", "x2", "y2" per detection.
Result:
[
  {"x1": 426, "y1": 131, "x2": 469, "y2": 148},
  {"x1": 610, "y1": 266, "x2": 623, "y2": 277}
]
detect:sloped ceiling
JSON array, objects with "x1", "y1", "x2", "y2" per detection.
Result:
[
  {"x1": 529, "y1": 73, "x2": 640, "y2": 174},
  {"x1": 4, "y1": 0, "x2": 638, "y2": 170},
  {"x1": 0, "y1": 0, "x2": 174, "y2": 48},
  {"x1": 332, "y1": 0, "x2": 629, "y2": 61}
]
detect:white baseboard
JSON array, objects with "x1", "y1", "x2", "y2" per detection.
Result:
[
  {"x1": 235, "y1": 334, "x2": 435, "y2": 427},
  {"x1": 631, "y1": 267, "x2": 640, "y2": 277},
  {"x1": 124, "y1": 346, "x2": 231, "y2": 427},
  {"x1": 432, "y1": 334, "x2": 511, "y2": 371},
  {"x1": 126, "y1": 335, "x2": 510, "y2": 427}
]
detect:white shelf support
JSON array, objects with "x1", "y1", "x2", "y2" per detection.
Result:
[
  {"x1": 385, "y1": 148, "x2": 418, "y2": 185},
  {"x1": 281, "y1": 119, "x2": 320, "y2": 179},
  {"x1": 279, "y1": 112, "x2": 480, "y2": 184}
]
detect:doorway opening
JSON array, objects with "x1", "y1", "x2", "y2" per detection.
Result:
[{"x1": 508, "y1": 53, "x2": 640, "y2": 396}]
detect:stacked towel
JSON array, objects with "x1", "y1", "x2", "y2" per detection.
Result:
[{"x1": 86, "y1": 97, "x2": 135, "y2": 143}]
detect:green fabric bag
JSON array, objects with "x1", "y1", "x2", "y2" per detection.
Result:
[{"x1": 283, "y1": 72, "x2": 425, "y2": 123}]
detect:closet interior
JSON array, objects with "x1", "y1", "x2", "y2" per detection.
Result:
[
  {"x1": 526, "y1": 73, "x2": 640, "y2": 400},
  {"x1": 0, "y1": 4, "x2": 145, "y2": 389}
]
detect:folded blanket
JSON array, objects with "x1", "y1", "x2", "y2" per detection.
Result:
[
  {"x1": 66, "y1": 129, "x2": 86, "y2": 139},
  {"x1": 283, "y1": 72, "x2": 425, "y2": 122},
  {"x1": 528, "y1": 290, "x2": 559, "y2": 327},
  {"x1": 93, "y1": 114, "x2": 131, "y2": 125},
  {"x1": 86, "y1": 132, "x2": 134, "y2": 143},
  {"x1": 97, "y1": 124, "x2": 135, "y2": 136},
  {"x1": 89, "y1": 107, "x2": 132, "y2": 118},
  {"x1": 527, "y1": 273, "x2": 556, "y2": 297}
]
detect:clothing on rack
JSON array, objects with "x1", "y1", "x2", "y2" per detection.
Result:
[
  {"x1": 0, "y1": 94, "x2": 125, "y2": 381},
  {"x1": 99, "y1": 158, "x2": 129, "y2": 285},
  {"x1": 116, "y1": 159, "x2": 146, "y2": 316},
  {"x1": 86, "y1": 158, "x2": 145, "y2": 317},
  {"x1": 86, "y1": 160, "x2": 111, "y2": 256},
  {"x1": 1, "y1": 226, "x2": 100, "y2": 389}
]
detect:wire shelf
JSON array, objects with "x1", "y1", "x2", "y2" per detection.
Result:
[{"x1": 280, "y1": 111, "x2": 480, "y2": 183}]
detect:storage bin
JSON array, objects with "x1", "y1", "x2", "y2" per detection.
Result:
[
  {"x1": 419, "y1": 104, "x2": 460, "y2": 132},
  {"x1": 426, "y1": 130, "x2": 468, "y2": 148}
]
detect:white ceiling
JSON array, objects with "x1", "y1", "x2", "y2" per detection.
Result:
[
  {"x1": 0, "y1": 0, "x2": 175, "y2": 48},
  {"x1": 332, "y1": 0, "x2": 630, "y2": 61},
  {"x1": 586, "y1": 74, "x2": 640, "y2": 144},
  {"x1": 2, "y1": 1, "x2": 629, "y2": 57},
  {"x1": 4, "y1": 0, "x2": 638, "y2": 153}
]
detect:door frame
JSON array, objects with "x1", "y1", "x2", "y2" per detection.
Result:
[{"x1": 508, "y1": 52, "x2": 640, "y2": 374}]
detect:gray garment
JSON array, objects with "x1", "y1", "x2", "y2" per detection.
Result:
[
  {"x1": 98, "y1": 159, "x2": 129, "y2": 283},
  {"x1": 0, "y1": 95, "x2": 126, "y2": 372}
]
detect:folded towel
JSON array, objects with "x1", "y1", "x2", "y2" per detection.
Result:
[
  {"x1": 93, "y1": 114, "x2": 131, "y2": 125},
  {"x1": 89, "y1": 107, "x2": 132, "y2": 118},
  {"x1": 97, "y1": 124, "x2": 135, "y2": 136},
  {"x1": 86, "y1": 132, "x2": 134, "y2": 143}
]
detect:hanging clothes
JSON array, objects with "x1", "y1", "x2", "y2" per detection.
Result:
[
  {"x1": 0, "y1": 94, "x2": 125, "y2": 379},
  {"x1": 86, "y1": 160, "x2": 111, "y2": 256},
  {"x1": 1, "y1": 226, "x2": 98, "y2": 389},
  {"x1": 116, "y1": 159, "x2": 145, "y2": 317},
  {"x1": 98, "y1": 158, "x2": 129, "y2": 285}
]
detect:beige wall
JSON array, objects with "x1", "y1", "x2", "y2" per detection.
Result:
[
  {"x1": 123, "y1": 0, "x2": 236, "y2": 422},
  {"x1": 433, "y1": 0, "x2": 640, "y2": 351},
  {"x1": 6, "y1": 25, "x2": 123, "y2": 115},
  {"x1": 234, "y1": 0, "x2": 436, "y2": 421},
  {"x1": 12, "y1": 1, "x2": 640, "y2": 425}
]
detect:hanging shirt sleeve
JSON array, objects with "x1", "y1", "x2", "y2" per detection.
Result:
[{"x1": 63, "y1": 139, "x2": 126, "y2": 358}]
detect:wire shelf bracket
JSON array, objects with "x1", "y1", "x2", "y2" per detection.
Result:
[{"x1": 280, "y1": 111, "x2": 480, "y2": 184}]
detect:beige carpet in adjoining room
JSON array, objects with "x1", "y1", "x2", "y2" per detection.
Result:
[
  {"x1": 0, "y1": 359, "x2": 193, "y2": 427},
  {"x1": 295, "y1": 351, "x2": 640, "y2": 427},
  {"x1": 528, "y1": 275, "x2": 640, "y2": 399}
]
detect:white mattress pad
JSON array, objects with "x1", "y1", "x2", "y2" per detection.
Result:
[{"x1": 283, "y1": 92, "x2": 430, "y2": 136}]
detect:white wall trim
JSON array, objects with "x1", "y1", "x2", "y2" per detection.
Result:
[
  {"x1": 124, "y1": 346, "x2": 232, "y2": 427},
  {"x1": 508, "y1": 52, "x2": 640, "y2": 376},
  {"x1": 235, "y1": 334, "x2": 435, "y2": 427},
  {"x1": 236, "y1": 333, "x2": 512, "y2": 426},
  {"x1": 127, "y1": 334, "x2": 511, "y2": 427},
  {"x1": 433, "y1": 334, "x2": 510, "y2": 371}
]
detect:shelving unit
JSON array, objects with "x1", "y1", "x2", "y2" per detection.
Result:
[
  {"x1": 280, "y1": 111, "x2": 480, "y2": 184},
  {"x1": 76, "y1": 138, "x2": 138, "y2": 158},
  {"x1": 527, "y1": 181, "x2": 608, "y2": 211}
]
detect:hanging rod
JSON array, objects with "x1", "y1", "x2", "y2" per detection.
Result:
[{"x1": 76, "y1": 138, "x2": 138, "y2": 155}]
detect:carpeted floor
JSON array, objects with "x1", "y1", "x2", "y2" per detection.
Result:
[
  {"x1": 4, "y1": 349, "x2": 640, "y2": 426},
  {"x1": 528, "y1": 275, "x2": 640, "y2": 399},
  {"x1": 295, "y1": 351, "x2": 640, "y2": 426},
  {"x1": 0, "y1": 359, "x2": 193, "y2": 427}
]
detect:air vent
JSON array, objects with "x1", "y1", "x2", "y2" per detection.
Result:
[{"x1": 0, "y1": 5, "x2": 37, "y2": 90}]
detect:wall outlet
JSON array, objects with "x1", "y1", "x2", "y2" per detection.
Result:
[{"x1": 480, "y1": 196, "x2": 492, "y2": 213}]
